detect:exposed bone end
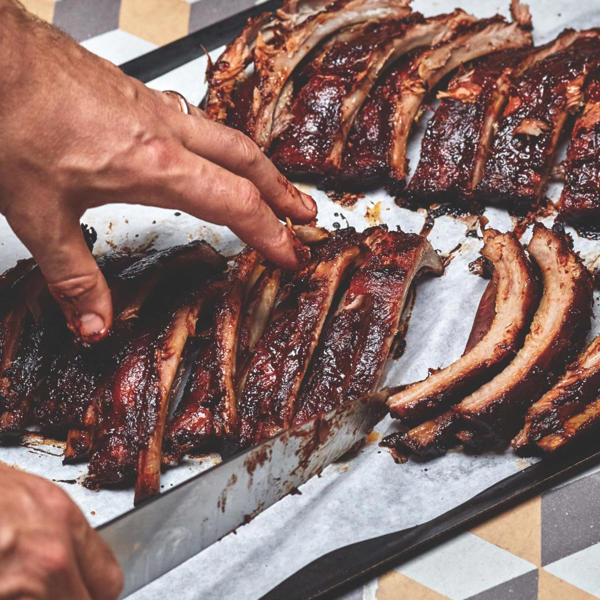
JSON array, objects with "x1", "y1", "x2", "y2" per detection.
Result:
[{"x1": 510, "y1": 0, "x2": 532, "y2": 30}]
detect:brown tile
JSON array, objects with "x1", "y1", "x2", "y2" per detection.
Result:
[
  {"x1": 538, "y1": 569, "x2": 598, "y2": 600},
  {"x1": 377, "y1": 571, "x2": 450, "y2": 600},
  {"x1": 119, "y1": 0, "x2": 190, "y2": 46},
  {"x1": 20, "y1": 0, "x2": 55, "y2": 23},
  {"x1": 471, "y1": 496, "x2": 541, "y2": 566}
]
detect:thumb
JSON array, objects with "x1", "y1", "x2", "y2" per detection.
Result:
[{"x1": 8, "y1": 213, "x2": 113, "y2": 344}]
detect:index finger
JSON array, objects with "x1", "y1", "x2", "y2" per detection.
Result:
[{"x1": 158, "y1": 93, "x2": 317, "y2": 224}]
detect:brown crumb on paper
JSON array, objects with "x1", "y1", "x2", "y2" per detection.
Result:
[{"x1": 365, "y1": 201, "x2": 382, "y2": 226}]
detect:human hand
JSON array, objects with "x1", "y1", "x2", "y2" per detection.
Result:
[
  {"x1": 0, "y1": 463, "x2": 123, "y2": 600},
  {"x1": 0, "y1": 2, "x2": 316, "y2": 343}
]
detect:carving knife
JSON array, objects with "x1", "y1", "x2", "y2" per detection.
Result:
[{"x1": 97, "y1": 392, "x2": 387, "y2": 598}]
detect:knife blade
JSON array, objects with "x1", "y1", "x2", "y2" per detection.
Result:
[
  {"x1": 261, "y1": 440, "x2": 600, "y2": 600},
  {"x1": 97, "y1": 392, "x2": 387, "y2": 598}
]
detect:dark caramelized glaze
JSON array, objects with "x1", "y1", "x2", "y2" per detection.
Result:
[
  {"x1": 455, "y1": 225, "x2": 593, "y2": 444},
  {"x1": 559, "y1": 74, "x2": 600, "y2": 224},
  {"x1": 270, "y1": 15, "x2": 425, "y2": 179},
  {"x1": 295, "y1": 229, "x2": 439, "y2": 424},
  {"x1": 238, "y1": 229, "x2": 362, "y2": 446},
  {"x1": 476, "y1": 35, "x2": 600, "y2": 212},
  {"x1": 407, "y1": 49, "x2": 529, "y2": 204}
]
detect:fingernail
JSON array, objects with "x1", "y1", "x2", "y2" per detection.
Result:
[
  {"x1": 301, "y1": 193, "x2": 317, "y2": 215},
  {"x1": 78, "y1": 313, "x2": 106, "y2": 339}
]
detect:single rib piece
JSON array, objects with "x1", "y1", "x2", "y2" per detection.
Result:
[
  {"x1": 387, "y1": 410, "x2": 459, "y2": 458},
  {"x1": 163, "y1": 249, "x2": 261, "y2": 463},
  {"x1": 294, "y1": 227, "x2": 442, "y2": 425},
  {"x1": 537, "y1": 395, "x2": 600, "y2": 454},
  {"x1": 476, "y1": 32, "x2": 600, "y2": 212},
  {"x1": 270, "y1": 11, "x2": 472, "y2": 179},
  {"x1": 342, "y1": 16, "x2": 532, "y2": 190},
  {"x1": 203, "y1": 14, "x2": 275, "y2": 122},
  {"x1": 86, "y1": 242, "x2": 224, "y2": 491},
  {"x1": 558, "y1": 73, "x2": 600, "y2": 224},
  {"x1": 513, "y1": 333, "x2": 600, "y2": 453},
  {"x1": 238, "y1": 229, "x2": 363, "y2": 446},
  {"x1": 249, "y1": 0, "x2": 412, "y2": 149},
  {"x1": 388, "y1": 229, "x2": 538, "y2": 425},
  {"x1": 454, "y1": 224, "x2": 593, "y2": 445},
  {"x1": 406, "y1": 49, "x2": 529, "y2": 204},
  {"x1": 0, "y1": 266, "x2": 67, "y2": 438},
  {"x1": 406, "y1": 29, "x2": 583, "y2": 205}
]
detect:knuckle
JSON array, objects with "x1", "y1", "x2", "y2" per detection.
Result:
[
  {"x1": 234, "y1": 132, "x2": 261, "y2": 170},
  {"x1": 47, "y1": 270, "x2": 101, "y2": 302},
  {"x1": 143, "y1": 137, "x2": 174, "y2": 172},
  {"x1": 236, "y1": 181, "x2": 262, "y2": 220},
  {"x1": 35, "y1": 540, "x2": 71, "y2": 577},
  {"x1": 44, "y1": 487, "x2": 74, "y2": 521},
  {"x1": 106, "y1": 563, "x2": 125, "y2": 597}
]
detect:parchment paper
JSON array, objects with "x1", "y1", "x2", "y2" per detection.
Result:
[{"x1": 2, "y1": 1, "x2": 600, "y2": 597}]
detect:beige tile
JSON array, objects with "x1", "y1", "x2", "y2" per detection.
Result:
[
  {"x1": 471, "y1": 496, "x2": 541, "y2": 566},
  {"x1": 377, "y1": 571, "x2": 450, "y2": 600},
  {"x1": 119, "y1": 0, "x2": 190, "y2": 46},
  {"x1": 20, "y1": 0, "x2": 55, "y2": 23},
  {"x1": 538, "y1": 569, "x2": 599, "y2": 600}
]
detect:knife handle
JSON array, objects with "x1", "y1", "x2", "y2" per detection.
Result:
[{"x1": 261, "y1": 444, "x2": 600, "y2": 600}]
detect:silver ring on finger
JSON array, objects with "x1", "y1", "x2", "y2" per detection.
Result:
[{"x1": 163, "y1": 90, "x2": 191, "y2": 115}]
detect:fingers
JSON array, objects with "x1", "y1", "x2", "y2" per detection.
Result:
[
  {"x1": 73, "y1": 519, "x2": 124, "y2": 600},
  {"x1": 7, "y1": 208, "x2": 112, "y2": 343},
  {"x1": 157, "y1": 91, "x2": 317, "y2": 224},
  {"x1": 139, "y1": 144, "x2": 304, "y2": 269}
]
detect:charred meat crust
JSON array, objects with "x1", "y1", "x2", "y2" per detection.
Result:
[
  {"x1": 163, "y1": 250, "x2": 262, "y2": 463},
  {"x1": 237, "y1": 228, "x2": 363, "y2": 446},
  {"x1": 454, "y1": 224, "x2": 593, "y2": 445},
  {"x1": 342, "y1": 16, "x2": 532, "y2": 190},
  {"x1": 386, "y1": 16, "x2": 533, "y2": 192},
  {"x1": 86, "y1": 243, "x2": 225, "y2": 492},
  {"x1": 475, "y1": 32, "x2": 600, "y2": 213},
  {"x1": 270, "y1": 12, "x2": 462, "y2": 179},
  {"x1": 558, "y1": 74, "x2": 600, "y2": 224},
  {"x1": 388, "y1": 229, "x2": 539, "y2": 426},
  {"x1": 406, "y1": 48, "x2": 531, "y2": 205},
  {"x1": 249, "y1": 0, "x2": 412, "y2": 149},
  {"x1": 386, "y1": 410, "x2": 460, "y2": 458},
  {"x1": 295, "y1": 228, "x2": 443, "y2": 425},
  {"x1": 512, "y1": 333, "x2": 600, "y2": 453},
  {"x1": 536, "y1": 394, "x2": 600, "y2": 453},
  {"x1": 203, "y1": 14, "x2": 275, "y2": 123}
]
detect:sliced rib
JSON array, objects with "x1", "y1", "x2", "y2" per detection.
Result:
[
  {"x1": 343, "y1": 16, "x2": 532, "y2": 190},
  {"x1": 536, "y1": 395, "x2": 600, "y2": 454},
  {"x1": 86, "y1": 242, "x2": 224, "y2": 492},
  {"x1": 270, "y1": 11, "x2": 475, "y2": 179},
  {"x1": 406, "y1": 30, "x2": 583, "y2": 205},
  {"x1": 386, "y1": 410, "x2": 459, "y2": 458},
  {"x1": 294, "y1": 227, "x2": 442, "y2": 425},
  {"x1": 249, "y1": 0, "x2": 412, "y2": 150},
  {"x1": 558, "y1": 73, "x2": 600, "y2": 224},
  {"x1": 388, "y1": 229, "x2": 538, "y2": 425},
  {"x1": 203, "y1": 14, "x2": 275, "y2": 123},
  {"x1": 162, "y1": 249, "x2": 262, "y2": 464},
  {"x1": 454, "y1": 224, "x2": 593, "y2": 445},
  {"x1": 475, "y1": 32, "x2": 600, "y2": 212},
  {"x1": 238, "y1": 229, "x2": 363, "y2": 446},
  {"x1": 0, "y1": 267, "x2": 67, "y2": 438},
  {"x1": 513, "y1": 333, "x2": 600, "y2": 453}
]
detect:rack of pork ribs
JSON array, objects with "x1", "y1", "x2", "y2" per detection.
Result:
[
  {"x1": 383, "y1": 223, "x2": 600, "y2": 461},
  {"x1": 0, "y1": 225, "x2": 442, "y2": 504},
  {"x1": 206, "y1": 0, "x2": 600, "y2": 224}
]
